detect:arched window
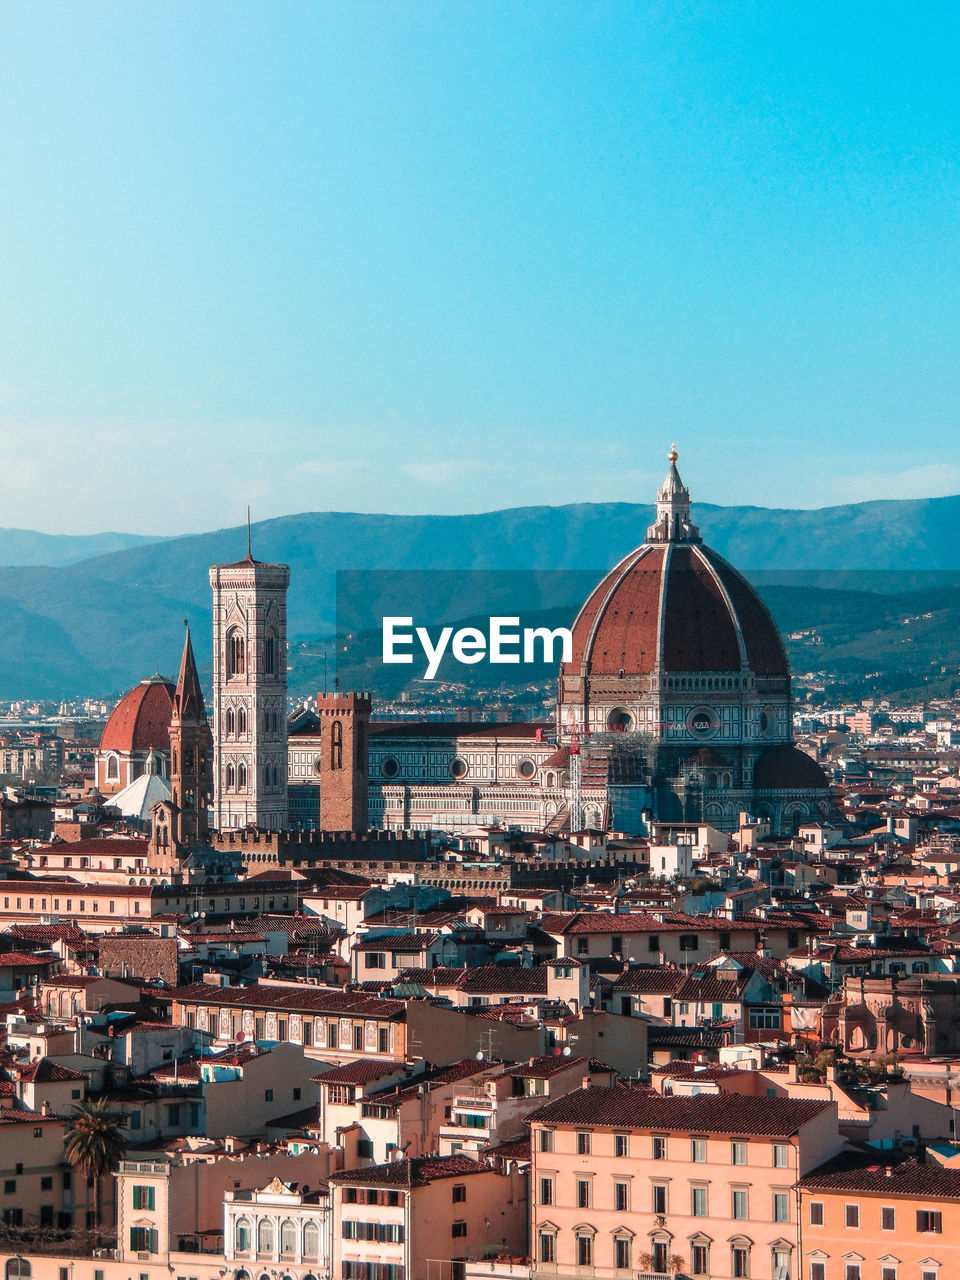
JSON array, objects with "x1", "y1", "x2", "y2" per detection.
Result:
[
  {"x1": 106, "y1": 754, "x2": 119, "y2": 780},
  {"x1": 272, "y1": 764, "x2": 280, "y2": 786},
  {"x1": 6, "y1": 1261, "x2": 31, "y2": 1280},
  {"x1": 237, "y1": 707, "x2": 247, "y2": 734},
  {"x1": 302, "y1": 1222, "x2": 320, "y2": 1259},
  {"x1": 257, "y1": 1219, "x2": 274, "y2": 1255},
  {"x1": 331, "y1": 720, "x2": 343, "y2": 770},
  {"x1": 264, "y1": 634, "x2": 277, "y2": 675},
  {"x1": 279, "y1": 1220, "x2": 296, "y2": 1256},
  {"x1": 235, "y1": 1218, "x2": 252, "y2": 1252},
  {"x1": 237, "y1": 762, "x2": 247, "y2": 789},
  {"x1": 227, "y1": 629, "x2": 246, "y2": 677},
  {"x1": 225, "y1": 708, "x2": 235, "y2": 736},
  {"x1": 272, "y1": 711, "x2": 279, "y2": 733},
  {"x1": 263, "y1": 764, "x2": 270, "y2": 787},
  {"x1": 226, "y1": 763, "x2": 235, "y2": 789}
]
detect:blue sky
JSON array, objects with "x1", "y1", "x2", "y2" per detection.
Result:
[{"x1": 1, "y1": 1, "x2": 959, "y2": 533}]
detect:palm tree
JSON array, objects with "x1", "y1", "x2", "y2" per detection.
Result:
[{"x1": 63, "y1": 1097, "x2": 127, "y2": 1229}]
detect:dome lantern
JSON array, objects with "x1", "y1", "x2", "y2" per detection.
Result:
[{"x1": 646, "y1": 443, "x2": 701, "y2": 544}]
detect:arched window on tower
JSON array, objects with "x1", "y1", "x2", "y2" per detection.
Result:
[
  {"x1": 272, "y1": 764, "x2": 280, "y2": 786},
  {"x1": 280, "y1": 1220, "x2": 296, "y2": 1257},
  {"x1": 237, "y1": 707, "x2": 247, "y2": 735},
  {"x1": 302, "y1": 1221, "x2": 320, "y2": 1260},
  {"x1": 257, "y1": 1219, "x2": 274, "y2": 1256},
  {"x1": 227, "y1": 629, "x2": 245, "y2": 677},
  {"x1": 331, "y1": 720, "x2": 343, "y2": 770},
  {"x1": 264, "y1": 633, "x2": 277, "y2": 675},
  {"x1": 225, "y1": 708, "x2": 235, "y2": 736},
  {"x1": 237, "y1": 762, "x2": 247, "y2": 789},
  {"x1": 225, "y1": 763, "x2": 235, "y2": 789}
]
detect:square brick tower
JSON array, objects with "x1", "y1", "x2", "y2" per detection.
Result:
[
  {"x1": 316, "y1": 690, "x2": 371, "y2": 832},
  {"x1": 209, "y1": 551, "x2": 290, "y2": 830}
]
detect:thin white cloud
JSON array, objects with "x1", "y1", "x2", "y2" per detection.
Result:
[
  {"x1": 399, "y1": 459, "x2": 512, "y2": 487},
  {"x1": 826, "y1": 462, "x2": 960, "y2": 505}
]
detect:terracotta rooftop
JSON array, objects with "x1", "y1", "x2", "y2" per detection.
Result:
[
  {"x1": 507, "y1": 1055, "x2": 588, "y2": 1079},
  {"x1": 312, "y1": 1059, "x2": 401, "y2": 1086},
  {"x1": 330, "y1": 1155, "x2": 490, "y2": 1186},
  {"x1": 528, "y1": 1085, "x2": 832, "y2": 1136},
  {"x1": 0, "y1": 952, "x2": 54, "y2": 968},
  {"x1": 170, "y1": 982, "x2": 405, "y2": 1019},
  {"x1": 800, "y1": 1158, "x2": 960, "y2": 1198}
]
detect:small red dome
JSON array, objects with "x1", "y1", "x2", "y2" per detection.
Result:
[
  {"x1": 564, "y1": 542, "x2": 787, "y2": 679},
  {"x1": 99, "y1": 677, "x2": 175, "y2": 754},
  {"x1": 754, "y1": 745, "x2": 828, "y2": 790}
]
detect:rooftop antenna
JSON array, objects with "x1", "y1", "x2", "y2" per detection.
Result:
[{"x1": 246, "y1": 506, "x2": 252, "y2": 559}]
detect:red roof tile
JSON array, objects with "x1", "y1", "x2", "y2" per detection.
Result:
[{"x1": 528, "y1": 1085, "x2": 832, "y2": 1136}]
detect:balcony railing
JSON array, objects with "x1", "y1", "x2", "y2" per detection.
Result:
[
  {"x1": 121, "y1": 1160, "x2": 168, "y2": 1175},
  {"x1": 453, "y1": 1090, "x2": 493, "y2": 1108}
]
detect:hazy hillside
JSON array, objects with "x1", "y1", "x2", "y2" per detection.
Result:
[
  {"x1": 0, "y1": 527, "x2": 165, "y2": 567},
  {"x1": 3, "y1": 494, "x2": 960, "y2": 699}
]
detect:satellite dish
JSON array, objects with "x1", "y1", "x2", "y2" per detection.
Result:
[
  {"x1": 236, "y1": 1031, "x2": 245, "y2": 1042},
  {"x1": 562, "y1": 1046, "x2": 572, "y2": 1057},
  {"x1": 476, "y1": 1051, "x2": 485, "y2": 1061}
]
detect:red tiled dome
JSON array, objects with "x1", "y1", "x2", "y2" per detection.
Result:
[
  {"x1": 99, "y1": 677, "x2": 175, "y2": 754},
  {"x1": 754, "y1": 745, "x2": 829, "y2": 790},
  {"x1": 564, "y1": 541, "x2": 788, "y2": 679}
]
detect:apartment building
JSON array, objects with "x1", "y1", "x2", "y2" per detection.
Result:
[
  {"x1": 0, "y1": 875, "x2": 302, "y2": 931},
  {"x1": 528, "y1": 1086, "x2": 842, "y2": 1280},
  {"x1": 799, "y1": 1161, "x2": 960, "y2": 1280},
  {"x1": 224, "y1": 1176, "x2": 331, "y2": 1279},
  {"x1": 169, "y1": 982, "x2": 548, "y2": 1067},
  {"x1": 0, "y1": 1107, "x2": 85, "y2": 1232},
  {"x1": 329, "y1": 1155, "x2": 528, "y2": 1280}
]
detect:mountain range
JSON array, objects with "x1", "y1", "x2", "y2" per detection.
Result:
[{"x1": 2, "y1": 494, "x2": 960, "y2": 702}]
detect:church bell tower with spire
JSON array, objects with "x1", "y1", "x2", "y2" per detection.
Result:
[{"x1": 168, "y1": 624, "x2": 213, "y2": 846}]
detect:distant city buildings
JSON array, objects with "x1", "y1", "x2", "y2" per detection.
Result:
[{"x1": 3, "y1": 451, "x2": 960, "y2": 1280}]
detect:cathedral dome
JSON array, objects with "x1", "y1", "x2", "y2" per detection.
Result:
[
  {"x1": 99, "y1": 676, "x2": 175, "y2": 755},
  {"x1": 564, "y1": 541, "x2": 787, "y2": 679},
  {"x1": 563, "y1": 448, "x2": 787, "y2": 681},
  {"x1": 754, "y1": 744, "x2": 829, "y2": 790}
]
